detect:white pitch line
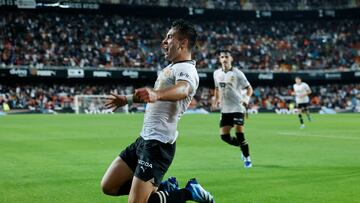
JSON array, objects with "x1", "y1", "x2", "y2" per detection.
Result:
[{"x1": 277, "y1": 131, "x2": 360, "y2": 140}]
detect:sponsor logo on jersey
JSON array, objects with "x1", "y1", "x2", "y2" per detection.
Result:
[{"x1": 179, "y1": 72, "x2": 190, "y2": 78}]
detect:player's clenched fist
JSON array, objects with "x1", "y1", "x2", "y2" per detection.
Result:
[
  {"x1": 135, "y1": 87, "x2": 158, "y2": 103},
  {"x1": 105, "y1": 93, "x2": 127, "y2": 112}
]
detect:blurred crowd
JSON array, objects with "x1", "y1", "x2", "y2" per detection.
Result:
[
  {"x1": 245, "y1": 84, "x2": 359, "y2": 111},
  {"x1": 1, "y1": 83, "x2": 359, "y2": 113},
  {"x1": 110, "y1": 0, "x2": 359, "y2": 10},
  {"x1": 1, "y1": 12, "x2": 360, "y2": 71}
]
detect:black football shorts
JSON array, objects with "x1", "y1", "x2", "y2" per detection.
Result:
[
  {"x1": 297, "y1": 103, "x2": 309, "y2": 109},
  {"x1": 119, "y1": 137, "x2": 176, "y2": 186},
  {"x1": 220, "y1": 112, "x2": 245, "y2": 127}
]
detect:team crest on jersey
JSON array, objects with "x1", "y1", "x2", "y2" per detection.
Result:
[{"x1": 163, "y1": 68, "x2": 172, "y2": 77}]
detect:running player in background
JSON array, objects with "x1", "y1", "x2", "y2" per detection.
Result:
[
  {"x1": 212, "y1": 50, "x2": 253, "y2": 168},
  {"x1": 292, "y1": 76, "x2": 312, "y2": 129}
]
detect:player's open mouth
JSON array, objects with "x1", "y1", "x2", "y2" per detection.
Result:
[{"x1": 162, "y1": 47, "x2": 169, "y2": 56}]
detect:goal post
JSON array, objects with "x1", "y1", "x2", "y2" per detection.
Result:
[{"x1": 74, "y1": 95, "x2": 129, "y2": 114}]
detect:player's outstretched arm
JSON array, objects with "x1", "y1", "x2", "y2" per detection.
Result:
[
  {"x1": 105, "y1": 93, "x2": 143, "y2": 112},
  {"x1": 105, "y1": 93, "x2": 128, "y2": 112},
  {"x1": 135, "y1": 81, "x2": 191, "y2": 103}
]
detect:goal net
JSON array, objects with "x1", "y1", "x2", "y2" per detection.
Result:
[{"x1": 74, "y1": 95, "x2": 129, "y2": 114}]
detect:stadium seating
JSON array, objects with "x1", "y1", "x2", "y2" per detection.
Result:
[
  {"x1": 105, "y1": 0, "x2": 358, "y2": 11},
  {"x1": 1, "y1": 12, "x2": 359, "y2": 71}
]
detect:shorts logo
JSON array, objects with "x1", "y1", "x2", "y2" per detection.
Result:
[{"x1": 138, "y1": 159, "x2": 153, "y2": 169}]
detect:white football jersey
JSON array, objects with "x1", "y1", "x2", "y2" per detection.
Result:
[
  {"x1": 140, "y1": 60, "x2": 199, "y2": 144},
  {"x1": 213, "y1": 67, "x2": 250, "y2": 113},
  {"x1": 293, "y1": 82, "x2": 311, "y2": 104}
]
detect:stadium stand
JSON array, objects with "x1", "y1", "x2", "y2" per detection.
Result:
[
  {"x1": 1, "y1": 12, "x2": 359, "y2": 71},
  {"x1": 102, "y1": 0, "x2": 360, "y2": 10},
  {"x1": 0, "y1": 2, "x2": 359, "y2": 114}
]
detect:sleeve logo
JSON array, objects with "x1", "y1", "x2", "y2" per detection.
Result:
[{"x1": 179, "y1": 72, "x2": 190, "y2": 78}]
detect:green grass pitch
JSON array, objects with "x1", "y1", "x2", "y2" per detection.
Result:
[{"x1": 0, "y1": 113, "x2": 359, "y2": 203}]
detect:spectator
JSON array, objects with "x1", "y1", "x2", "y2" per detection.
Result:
[{"x1": 1, "y1": 12, "x2": 359, "y2": 71}]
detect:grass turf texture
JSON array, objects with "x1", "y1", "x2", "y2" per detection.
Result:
[{"x1": 0, "y1": 113, "x2": 359, "y2": 203}]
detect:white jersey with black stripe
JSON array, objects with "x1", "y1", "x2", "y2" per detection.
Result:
[
  {"x1": 293, "y1": 82, "x2": 311, "y2": 104},
  {"x1": 213, "y1": 67, "x2": 250, "y2": 113},
  {"x1": 140, "y1": 60, "x2": 199, "y2": 144}
]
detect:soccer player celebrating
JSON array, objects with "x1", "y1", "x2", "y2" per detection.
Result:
[
  {"x1": 101, "y1": 20, "x2": 214, "y2": 203},
  {"x1": 292, "y1": 76, "x2": 312, "y2": 129},
  {"x1": 212, "y1": 50, "x2": 253, "y2": 168}
]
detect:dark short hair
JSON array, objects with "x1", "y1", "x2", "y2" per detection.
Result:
[
  {"x1": 171, "y1": 19, "x2": 197, "y2": 50},
  {"x1": 295, "y1": 76, "x2": 301, "y2": 80},
  {"x1": 217, "y1": 49, "x2": 232, "y2": 55}
]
